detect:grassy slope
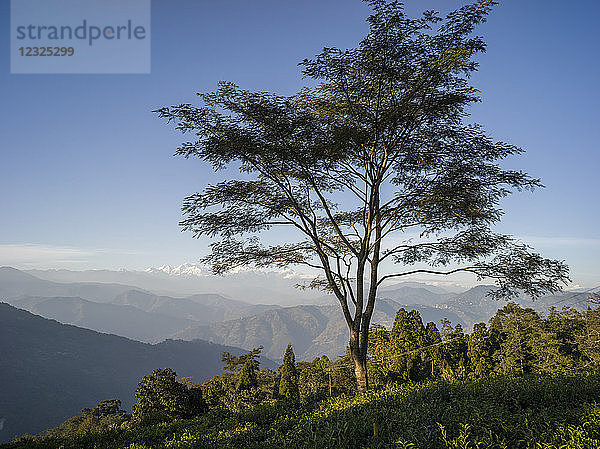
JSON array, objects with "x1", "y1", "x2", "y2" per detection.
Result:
[{"x1": 5, "y1": 373, "x2": 600, "y2": 449}]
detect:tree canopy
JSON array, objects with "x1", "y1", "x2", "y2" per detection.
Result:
[
  {"x1": 156, "y1": 0, "x2": 569, "y2": 391},
  {"x1": 132, "y1": 368, "x2": 205, "y2": 421}
]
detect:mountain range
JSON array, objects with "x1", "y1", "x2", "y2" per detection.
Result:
[
  {"x1": 2, "y1": 266, "x2": 587, "y2": 362},
  {"x1": 24, "y1": 265, "x2": 324, "y2": 305},
  {"x1": 0, "y1": 267, "x2": 279, "y2": 342},
  {"x1": 0, "y1": 303, "x2": 274, "y2": 444}
]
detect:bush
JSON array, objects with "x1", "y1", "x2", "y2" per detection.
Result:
[{"x1": 132, "y1": 368, "x2": 206, "y2": 422}]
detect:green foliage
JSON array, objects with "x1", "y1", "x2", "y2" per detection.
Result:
[
  {"x1": 467, "y1": 323, "x2": 493, "y2": 379},
  {"x1": 8, "y1": 373, "x2": 600, "y2": 449},
  {"x1": 34, "y1": 399, "x2": 129, "y2": 439},
  {"x1": 278, "y1": 344, "x2": 300, "y2": 402},
  {"x1": 490, "y1": 303, "x2": 541, "y2": 375},
  {"x1": 440, "y1": 321, "x2": 469, "y2": 380},
  {"x1": 236, "y1": 359, "x2": 259, "y2": 392},
  {"x1": 425, "y1": 321, "x2": 443, "y2": 378},
  {"x1": 132, "y1": 368, "x2": 206, "y2": 422},
  {"x1": 297, "y1": 356, "x2": 330, "y2": 400},
  {"x1": 389, "y1": 309, "x2": 429, "y2": 382},
  {"x1": 368, "y1": 304, "x2": 600, "y2": 386},
  {"x1": 580, "y1": 308, "x2": 600, "y2": 366},
  {"x1": 200, "y1": 374, "x2": 231, "y2": 409},
  {"x1": 221, "y1": 347, "x2": 262, "y2": 375},
  {"x1": 204, "y1": 347, "x2": 270, "y2": 411},
  {"x1": 257, "y1": 368, "x2": 279, "y2": 400}
]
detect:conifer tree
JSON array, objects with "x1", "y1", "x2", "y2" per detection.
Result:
[
  {"x1": 425, "y1": 322, "x2": 443, "y2": 378},
  {"x1": 467, "y1": 322, "x2": 493, "y2": 379},
  {"x1": 580, "y1": 307, "x2": 600, "y2": 368},
  {"x1": 279, "y1": 344, "x2": 300, "y2": 402},
  {"x1": 389, "y1": 309, "x2": 429, "y2": 381},
  {"x1": 368, "y1": 324, "x2": 392, "y2": 381},
  {"x1": 440, "y1": 320, "x2": 468, "y2": 380},
  {"x1": 236, "y1": 358, "x2": 259, "y2": 392},
  {"x1": 389, "y1": 308, "x2": 413, "y2": 380},
  {"x1": 221, "y1": 347, "x2": 263, "y2": 393},
  {"x1": 408, "y1": 310, "x2": 429, "y2": 380},
  {"x1": 541, "y1": 307, "x2": 584, "y2": 372}
]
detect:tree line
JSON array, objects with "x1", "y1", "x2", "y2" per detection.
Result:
[{"x1": 368, "y1": 302, "x2": 600, "y2": 384}]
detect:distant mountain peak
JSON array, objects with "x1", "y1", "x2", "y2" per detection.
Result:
[
  {"x1": 144, "y1": 263, "x2": 315, "y2": 280},
  {"x1": 145, "y1": 263, "x2": 210, "y2": 277}
]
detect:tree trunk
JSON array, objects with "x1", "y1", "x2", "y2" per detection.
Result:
[{"x1": 350, "y1": 328, "x2": 369, "y2": 393}]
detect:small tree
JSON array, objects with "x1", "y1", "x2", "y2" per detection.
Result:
[
  {"x1": 278, "y1": 344, "x2": 300, "y2": 402},
  {"x1": 44, "y1": 399, "x2": 128, "y2": 437},
  {"x1": 80, "y1": 399, "x2": 125, "y2": 419},
  {"x1": 218, "y1": 347, "x2": 266, "y2": 408},
  {"x1": 368, "y1": 324, "x2": 392, "y2": 382},
  {"x1": 156, "y1": 0, "x2": 569, "y2": 391},
  {"x1": 132, "y1": 368, "x2": 205, "y2": 422},
  {"x1": 580, "y1": 306, "x2": 600, "y2": 368},
  {"x1": 221, "y1": 346, "x2": 263, "y2": 392},
  {"x1": 236, "y1": 358, "x2": 259, "y2": 392},
  {"x1": 297, "y1": 356, "x2": 330, "y2": 399}
]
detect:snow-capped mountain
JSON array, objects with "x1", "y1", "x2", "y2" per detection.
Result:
[
  {"x1": 144, "y1": 263, "x2": 315, "y2": 280},
  {"x1": 145, "y1": 263, "x2": 210, "y2": 277}
]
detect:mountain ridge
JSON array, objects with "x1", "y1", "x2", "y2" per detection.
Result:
[{"x1": 0, "y1": 303, "x2": 274, "y2": 443}]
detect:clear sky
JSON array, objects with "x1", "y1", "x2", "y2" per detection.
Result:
[{"x1": 0, "y1": 0, "x2": 598, "y2": 288}]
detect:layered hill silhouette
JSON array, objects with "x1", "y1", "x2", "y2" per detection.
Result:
[
  {"x1": 0, "y1": 267, "x2": 143, "y2": 303},
  {"x1": 7, "y1": 296, "x2": 197, "y2": 342},
  {"x1": 111, "y1": 289, "x2": 278, "y2": 324},
  {"x1": 0, "y1": 303, "x2": 273, "y2": 443},
  {"x1": 3, "y1": 266, "x2": 584, "y2": 362},
  {"x1": 173, "y1": 300, "x2": 464, "y2": 360},
  {"x1": 0, "y1": 267, "x2": 278, "y2": 342}
]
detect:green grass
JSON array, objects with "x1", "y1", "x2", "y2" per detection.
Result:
[{"x1": 5, "y1": 373, "x2": 600, "y2": 449}]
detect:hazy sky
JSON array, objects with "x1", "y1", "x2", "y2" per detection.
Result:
[{"x1": 0, "y1": 0, "x2": 598, "y2": 288}]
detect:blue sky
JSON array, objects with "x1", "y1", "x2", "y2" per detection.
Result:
[{"x1": 0, "y1": 0, "x2": 598, "y2": 288}]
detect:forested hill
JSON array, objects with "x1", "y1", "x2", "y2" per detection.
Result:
[{"x1": 0, "y1": 303, "x2": 272, "y2": 444}]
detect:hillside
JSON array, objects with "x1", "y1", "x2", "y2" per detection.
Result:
[
  {"x1": 4, "y1": 374, "x2": 600, "y2": 448},
  {"x1": 174, "y1": 300, "x2": 464, "y2": 360},
  {"x1": 1, "y1": 268, "x2": 280, "y2": 343},
  {"x1": 438, "y1": 285, "x2": 592, "y2": 328},
  {"x1": 111, "y1": 289, "x2": 278, "y2": 324},
  {"x1": 24, "y1": 266, "x2": 326, "y2": 305},
  {"x1": 377, "y1": 285, "x2": 453, "y2": 306},
  {"x1": 0, "y1": 303, "x2": 273, "y2": 443},
  {"x1": 0, "y1": 267, "x2": 146, "y2": 303},
  {"x1": 5, "y1": 296, "x2": 197, "y2": 342}
]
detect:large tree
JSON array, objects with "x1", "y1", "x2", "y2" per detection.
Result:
[{"x1": 156, "y1": 0, "x2": 569, "y2": 392}]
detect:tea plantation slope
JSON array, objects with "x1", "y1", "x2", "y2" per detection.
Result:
[{"x1": 5, "y1": 373, "x2": 600, "y2": 448}]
